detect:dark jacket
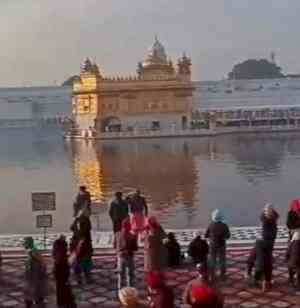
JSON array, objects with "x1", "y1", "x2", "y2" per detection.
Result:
[
  {"x1": 116, "y1": 231, "x2": 138, "y2": 257},
  {"x1": 286, "y1": 239, "x2": 300, "y2": 269},
  {"x1": 165, "y1": 239, "x2": 181, "y2": 267},
  {"x1": 129, "y1": 195, "x2": 148, "y2": 216},
  {"x1": 188, "y1": 236, "x2": 209, "y2": 263},
  {"x1": 261, "y1": 211, "x2": 279, "y2": 242},
  {"x1": 52, "y1": 238, "x2": 68, "y2": 262},
  {"x1": 247, "y1": 239, "x2": 273, "y2": 271},
  {"x1": 109, "y1": 199, "x2": 128, "y2": 222},
  {"x1": 286, "y1": 211, "x2": 300, "y2": 230},
  {"x1": 73, "y1": 191, "x2": 91, "y2": 216},
  {"x1": 205, "y1": 222, "x2": 230, "y2": 248},
  {"x1": 149, "y1": 286, "x2": 174, "y2": 308},
  {"x1": 78, "y1": 215, "x2": 92, "y2": 243}
]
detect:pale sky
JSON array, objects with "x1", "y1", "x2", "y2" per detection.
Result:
[{"x1": 1, "y1": 0, "x2": 300, "y2": 87}]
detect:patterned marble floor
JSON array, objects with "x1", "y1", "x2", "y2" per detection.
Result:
[
  {"x1": 0, "y1": 226, "x2": 289, "y2": 251},
  {"x1": 0, "y1": 248, "x2": 300, "y2": 308}
]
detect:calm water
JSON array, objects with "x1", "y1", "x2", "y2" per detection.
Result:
[{"x1": 2, "y1": 80, "x2": 300, "y2": 234}]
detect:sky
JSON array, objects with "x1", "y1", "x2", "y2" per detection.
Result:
[{"x1": 1, "y1": 0, "x2": 300, "y2": 87}]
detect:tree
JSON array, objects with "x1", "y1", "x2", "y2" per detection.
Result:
[{"x1": 228, "y1": 59, "x2": 284, "y2": 80}]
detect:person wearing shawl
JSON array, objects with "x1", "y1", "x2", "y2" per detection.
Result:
[
  {"x1": 115, "y1": 218, "x2": 138, "y2": 290},
  {"x1": 118, "y1": 287, "x2": 147, "y2": 308},
  {"x1": 146, "y1": 272, "x2": 174, "y2": 308},
  {"x1": 260, "y1": 203, "x2": 279, "y2": 248},
  {"x1": 23, "y1": 237, "x2": 48, "y2": 308},
  {"x1": 287, "y1": 200, "x2": 300, "y2": 239},
  {"x1": 144, "y1": 216, "x2": 168, "y2": 273},
  {"x1": 286, "y1": 230, "x2": 300, "y2": 290},
  {"x1": 205, "y1": 209, "x2": 230, "y2": 281},
  {"x1": 53, "y1": 236, "x2": 77, "y2": 308},
  {"x1": 164, "y1": 232, "x2": 181, "y2": 267}
]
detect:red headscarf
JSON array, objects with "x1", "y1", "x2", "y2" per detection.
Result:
[
  {"x1": 191, "y1": 285, "x2": 216, "y2": 305},
  {"x1": 289, "y1": 199, "x2": 300, "y2": 213},
  {"x1": 146, "y1": 271, "x2": 164, "y2": 289},
  {"x1": 147, "y1": 216, "x2": 160, "y2": 230},
  {"x1": 121, "y1": 217, "x2": 131, "y2": 233}
]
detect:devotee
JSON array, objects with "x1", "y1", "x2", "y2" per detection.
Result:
[
  {"x1": 146, "y1": 272, "x2": 174, "y2": 308},
  {"x1": 260, "y1": 203, "x2": 279, "y2": 248},
  {"x1": 144, "y1": 216, "x2": 168, "y2": 273},
  {"x1": 205, "y1": 209, "x2": 230, "y2": 281},
  {"x1": 246, "y1": 238, "x2": 273, "y2": 291},
  {"x1": 77, "y1": 207, "x2": 93, "y2": 244},
  {"x1": 116, "y1": 218, "x2": 138, "y2": 290},
  {"x1": 183, "y1": 262, "x2": 223, "y2": 307},
  {"x1": 52, "y1": 234, "x2": 68, "y2": 262},
  {"x1": 53, "y1": 238, "x2": 76, "y2": 308},
  {"x1": 118, "y1": 287, "x2": 147, "y2": 308},
  {"x1": 109, "y1": 191, "x2": 129, "y2": 234},
  {"x1": 73, "y1": 186, "x2": 91, "y2": 217},
  {"x1": 128, "y1": 189, "x2": 148, "y2": 237},
  {"x1": 23, "y1": 237, "x2": 48, "y2": 308},
  {"x1": 187, "y1": 233, "x2": 209, "y2": 266},
  {"x1": 286, "y1": 230, "x2": 300, "y2": 290},
  {"x1": 287, "y1": 199, "x2": 300, "y2": 239},
  {"x1": 164, "y1": 232, "x2": 181, "y2": 267}
]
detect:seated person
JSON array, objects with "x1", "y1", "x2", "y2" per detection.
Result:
[
  {"x1": 187, "y1": 233, "x2": 209, "y2": 265},
  {"x1": 164, "y1": 232, "x2": 181, "y2": 267},
  {"x1": 246, "y1": 238, "x2": 273, "y2": 291}
]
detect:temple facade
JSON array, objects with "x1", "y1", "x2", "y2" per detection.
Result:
[{"x1": 72, "y1": 38, "x2": 195, "y2": 134}]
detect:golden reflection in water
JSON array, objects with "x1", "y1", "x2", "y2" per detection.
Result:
[{"x1": 72, "y1": 141, "x2": 103, "y2": 202}]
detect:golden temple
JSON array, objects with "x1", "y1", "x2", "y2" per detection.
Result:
[{"x1": 72, "y1": 38, "x2": 195, "y2": 135}]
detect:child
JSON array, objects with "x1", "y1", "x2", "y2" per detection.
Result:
[
  {"x1": 246, "y1": 239, "x2": 273, "y2": 291},
  {"x1": 116, "y1": 218, "x2": 138, "y2": 290}
]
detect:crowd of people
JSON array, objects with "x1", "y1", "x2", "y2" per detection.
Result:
[{"x1": 2, "y1": 187, "x2": 300, "y2": 308}]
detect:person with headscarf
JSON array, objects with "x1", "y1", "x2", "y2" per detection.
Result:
[
  {"x1": 144, "y1": 216, "x2": 168, "y2": 273},
  {"x1": 127, "y1": 189, "x2": 148, "y2": 237},
  {"x1": 115, "y1": 218, "x2": 138, "y2": 290},
  {"x1": 260, "y1": 203, "x2": 279, "y2": 248},
  {"x1": 287, "y1": 199, "x2": 300, "y2": 239},
  {"x1": 118, "y1": 287, "x2": 147, "y2": 308},
  {"x1": 164, "y1": 232, "x2": 181, "y2": 267},
  {"x1": 205, "y1": 209, "x2": 230, "y2": 281},
  {"x1": 286, "y1": 230, "x2": 300, "y2": 290},
  {"x1": 53, "y1": 236, "x2": 77, "y2": 308},
  {"x1": 146, "y1": 272, "x2": 174, "y2": 308},
  {"x1": 23, "y1": 237, "x2": 48, "y2": 308},
  {"x1": 246, "y1": 238, "x2": 273, "y2": 291},
  {"x1": 183, "y1": 262, "x2": 224, "y2": 308},
  {"x1": 187, "y1": 233, "x2": 209, "y2": 266}
]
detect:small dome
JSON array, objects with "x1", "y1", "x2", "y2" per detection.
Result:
[{"x1": 144, "y1": 37, "x2": 168, "y2": 66}]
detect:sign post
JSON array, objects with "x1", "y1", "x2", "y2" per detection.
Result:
[{"x1": 32, "y1": 192, "x2": 56, "y2": 250}]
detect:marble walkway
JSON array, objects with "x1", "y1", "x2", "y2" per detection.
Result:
[
  {"x1": 0, "y1": 226, "x2": 289, "y2": 251},
  {"x1": 1, "y1": 247, "x2": 300, "y2": 308}
]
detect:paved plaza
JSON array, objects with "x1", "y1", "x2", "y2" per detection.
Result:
[{"x1": 1, "y1": 247, "x2": 300, "y2": 308}]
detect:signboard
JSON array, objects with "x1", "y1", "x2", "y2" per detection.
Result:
[
  {"x1": 32, "y1": 192, "x2": 56, "y2": 211},
  {"x1": 36, "y1": 214, "x2": 53, "y2": 228}
]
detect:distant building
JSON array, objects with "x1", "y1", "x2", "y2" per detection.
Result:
[{"x1": 72, "y1": 38, "x2": 195, "y2": 133}]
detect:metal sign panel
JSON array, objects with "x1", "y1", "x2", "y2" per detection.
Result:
[
  {"x1": 36, "y1": 214, "x2": 53, "y2": 228},
  {"x1": 32, "y1": 192, "x2": 56, "y2": 211}
]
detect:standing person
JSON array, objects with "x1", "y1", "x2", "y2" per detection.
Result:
[
  {"x1": 187, "y1": 233, "x2": 209, "y2": 266},
  {"x1": 128, "y1": 189, "x2": 148, "y2": 237},
  {"x1": 115, "y1": 218, "x2": 138, "y2": 290},
  {"x1": 286, "y1": 230, "x2": 300, "y2": 290},
  {"x1": 53, "y1": 238, "x2": 76, "y2": 308},
  {"x1": 287, "y1": 199, "x2": 300, "y2": 239},
  {"x1": 109, "y1": 191, "x2": 129, "y2": 234},
  {"x1": 260, "y1": 203, "x2": 279, "y2": 248},
  {"x1": 78, "y1": 208, "x2": 93, "y2": 244},
  {"x1": 23, "y1": 237, "x2": 48, "y2": 308},
  {"x1": 144, "y1": 216, "x2": 168, "y2": 273},
  {"x1": 164, "y1": 232, "x2": 181, "y2": 267},
  {"x1": 183, "y1": 263, "x2": 223, "y2": 307},
  {"x1": 73, "y1": 186, "x2": 91, "y2": 217},
  {"x1": 146, "y1": 272, "x2": 174, "y2": 308},
  {"x1": 205, "y1": 209, "x2": 230, "y2": 281},
  {"x1": 246, "y1": 239, "x2": 273, "y2": 291},
  {"x1": 52, "y1": 235, "x2": 68, "y2": 262}
]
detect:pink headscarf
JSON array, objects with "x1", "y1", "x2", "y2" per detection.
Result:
[
  {"x1": 146, "y1": 216, "x2": 160, "y2": 230},
  {"x1": 289, "y1": 199, "x2": 300, "y2": 213}
]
